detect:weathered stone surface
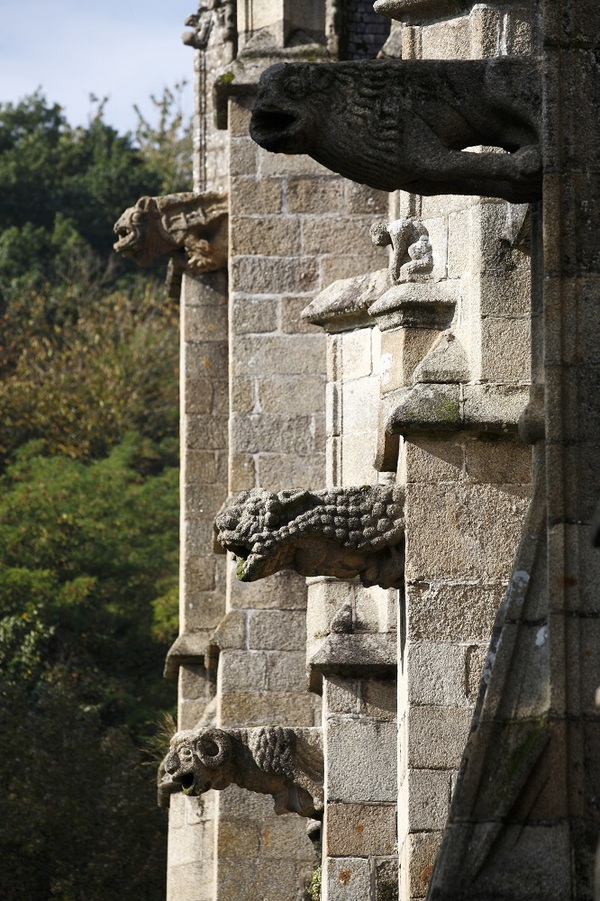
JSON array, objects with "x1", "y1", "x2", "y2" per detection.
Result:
[
  {"x1": 215, "y1": 485, "x2": 404, "y2": 587},
  {"x1": 326, "y1": 802, "x2": 397, "y2": 856},
  {"x1": 160, "y1": 725, "x2": 323, "y2": 816},
  {"x1": 113, "y1": 192, "x2": 228, "y2": 274},
  {"x1": 250, "y1": 59, "x2": 541, "y2": 202}
]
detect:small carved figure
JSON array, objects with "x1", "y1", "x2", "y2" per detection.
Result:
[
  {"x1": 159, "y1": 726, "x2": 324, "y2": 817},
  {"x1": 371, "y1": 217, "x2": 433, "y2": 284},
  {"x1": 113, "y1": 191, "x2": 228, "y2": 275},
  {"x1": 214, "y1": 486, "x2": 405, "y2": 589},
  {"x1": 183, "y1": 0, "x2": 236, "y2": 50},
  {"x1": 250, "y1": 58, "x2": 542, "y2": 202}
]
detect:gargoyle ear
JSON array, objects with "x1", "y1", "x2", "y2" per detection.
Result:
[{"x1": 195, "y1": 729, "x2": 232, "y2": 768}]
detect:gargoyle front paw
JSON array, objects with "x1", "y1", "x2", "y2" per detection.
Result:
[{"x1": 514, "y1": 144, "x2": 542, "y2": 179}]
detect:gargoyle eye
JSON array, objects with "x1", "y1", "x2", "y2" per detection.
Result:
[{"x1": 200, "y1": 739, "x2": 220, "y2": 758}]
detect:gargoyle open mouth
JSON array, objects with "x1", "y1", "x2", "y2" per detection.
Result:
[
  {"x1": 179, "y1": 772, "x2": 196, "y2": 793},
  {"x1": 249, "y1": 107, "x2": 300, "y2": 151}
]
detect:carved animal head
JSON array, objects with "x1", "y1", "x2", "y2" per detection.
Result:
[
  {"x1": 161, "y1": 728, "x2": 235, "y2": 796},
  {"x1": 113, "y1": 197, "x2": 172, "y2": 266},
  {"x1": 250, "y1": 63, "x2": 337, "y2": 155}
]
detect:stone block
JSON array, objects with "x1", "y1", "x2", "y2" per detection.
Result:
[
  {"x1": 406, "y1": 706, "x2": 473, "y2": 769},
  {"x1": 217, "y1": 857, "x2": 301, "y2": 901},
  {"x1": 230, "y1": 215, "x2": 300, "y2": 257},
  {"x1": 229, "y1": 453, "x2": 256, "y2": 491},
  {"x1": 400, "y1": 769, "x2": 451, "y2": 833},
  {"x1": 420, "y1": 16, "x2": 473, "y2": 60},
  {"x1": 324, "y1": 675, "x2": 360, "y2": 715},
  {"x1": 327, "y1": 720, "x2": 397, "y2": 803},
  {"x1": 184, "y1": 304, "x2": 228, "y2": 342},
  {"x1": 167, "y1": 861, "x2": 214, "y2": 901},
  {"x1": 380, "y1": 328, "x2": 439, "y2": 393},
  {"x1": 341, "y1": 329, "x2": 374, "y2": 379},
  {"x1": 230, "y1": 377, "x2": 255, "y2": 413},
  {"x1": 230, "y1": 136, "x2": 258, "y2": 176},
  {"x1": 217, "y1": 818, "x2": 261, "y2": 857},
  {"x1": 218, "y1": 649, "x2": 268, "y2": 692},
  {"x1": 186, "y1": 414, "x2": 228, "y2": 451},
  {"x1": 230, "y1": 413, "x2": 315, "y2": 455},
  {"x1": 345, "y1": 182, "x2": 389, "y2": 215},
  {"x1": 229, "y1": 568, "x2": 308, "y2": 611},
  {"x1": 265, "y1": 650, "x2": 308, "y2": 692},
  {"x1": 406, "y1": 642, "x2": 468, "y2": 707},
  {"x1": 302, "y1": 215, "x2": 374, "y2": 257},
  {"x1": 259, "y1": 816, "x2": 315, "y2": 859},
  {"x1": 168, "y1": 816, "x2": 212, "y2": 867},
  {"x1": 464, "y1": 439, "x2": 532, "y2": 485},
  {"x1": 184, "y1": 449, "x2": 228, "y2": 485},
  {"x1": 327, "y1": 803, "x2": 397, "y2": 857},
  {"x1": 342, "y1": 375, "x2": 380, "y2": 433},
  {"x1": 321, "y1": 253, "x2": 387, "y2": 287},
  {"x1": 257, "y1": 374, "x2": 325, "y2": 415},
  {"x1": 228, "y1": 97, "x2": 253, "y2": 137},
  {"x1": 211, "y1": 610, "x2": 246, "y2": 651},
  {"x1": 403, "y1": 831, "x2": 441, "y2": 900},
  {"x1": 186, "y1": 340, "x2": 228, "y2": 381},
  {"x1": 219, "y1": 690, "x2": 319, "y2": 728},
  {"x1": 230, "y1": 176, "x2": 283, "y2": 215},
  {"x1": 286, "y1": 176, "x2": 346, "y2": 214},
  {"x1": 340, "y1": 432, "x2": 381, "y2": 485},
  {"x1": 479, "y1": 270, "x2": 531, "y2": 317},
  {"x1": 247, "y1": 609, "x2": 307, "y2": 650},
  {"x1": 233, "y1": 334, "x2": 326, "y2": 377},
  {"x1": 355, "y1": 584, "x2": 397, "y2": 634},
  {"x1": 447, "y1": 208, "x2": 472, "y2": 277},
  {"x1": 232, "y1": 296, "x2": 279, "y2": 334},
  {"x1": 325, "y1": 856, "x2": 372, "y2": 901},
  {"x1": 361, "y1": 678, "x2": 397, "y2": 722},
  {"x1": 183, "y1": 377, "x2": 213, "y2": 414},
  {"x1": 405, "y1": 482, "x2": 529, "y2": 582},
  {"x1": 480, "y1": 316, "x2": 531, "y2": 383},
  {"x1": 257, "y1": 452, "x2": 326, "y2": 493},
  {"x1": 403, "y1": 439, "x2": 464, "y2": 483},
  {"x1": 281, "y1": 295, "x2": 324, "y2": 334},
  {"x1": 183, "y1": 556, "x2": 217, "y2": 595},
  {"x1": 258, "y1": 146, "x2": 329, "y2": 177},
  {"x1": 231, "y1": 255, "x2": 319, "y2": 295}
]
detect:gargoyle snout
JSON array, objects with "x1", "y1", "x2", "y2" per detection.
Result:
[
  {"x1": 250, "y1": 105, "x2": 301, "y2": 152},
  {"x1": 164, "y1": 750, "x2": 182, "y2": 776}
]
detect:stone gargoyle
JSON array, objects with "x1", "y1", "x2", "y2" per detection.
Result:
[
  {"x1": 158, "y1": 726, "x2": 324, "y2": 817},
  {"x1": 113, "y1": 191, "x2": 228, "y2": 274},
  {"x1": 214, "y1": 486, "x2": 405, "y2": 589},
  {"x1": 249, "y1": 58, "x2": 541, "y2": 202}
]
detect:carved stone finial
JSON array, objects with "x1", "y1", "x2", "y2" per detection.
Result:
[
  {"x1": 214, "y1": 486, "x2": 405, "y2": 589},
  {"x1": 158, "y1": 726, "x2": 324, "y2": 817},
  {"x1": 113, "y1": 191, "x2": 228, "y2": 275},
  {"x1": 250, "y1": 58, "x2": 541, "y2": 202},
  {"x1": 371, "y1": 217, "x2": 433, "y2": 285}
]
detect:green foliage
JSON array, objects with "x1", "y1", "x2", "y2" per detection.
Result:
[
  {"x1": 0, "y1": 281, "x2": 179, "y2": 462},
  {"x1": 0, "y1": 677, "x2": 167, "y2": 901},
  {"x1": 0, "y1": 91, "x2": 162, "y2": 276},
  {"x1": 0, "y1": 88, "x2": 189, "y2": 898},
  {"x1": 0, "y1": 435, "x2": 179, "y2": 724}
]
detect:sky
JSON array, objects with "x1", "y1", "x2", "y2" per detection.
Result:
[{"x1": 0, "y1": 0, "x2": 196, "y2": 135}]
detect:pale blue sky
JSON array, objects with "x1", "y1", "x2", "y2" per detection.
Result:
[{"x1": 1, "y1": 0, "x2": 196, "y2": 134}]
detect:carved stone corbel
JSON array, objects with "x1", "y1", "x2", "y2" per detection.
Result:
[
  {"x1": 113, "y1": 191, "x2": 228, "y2": 276},
  {"x1": 158, "y1": 726, "x2": 324, "y2": 817},
  {"x1": 214, "y1": 486, "x2": 405, "y2": 589},
  {"x1": 250, "y1": 58, "x2": 542, "y2": 202}
]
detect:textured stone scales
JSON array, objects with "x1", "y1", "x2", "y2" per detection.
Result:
[
  {"x1": 250, "y1": 58, "x2": 542, "y2": 202},
  {"x1": 214, "y1": 486, "x2": 405, "y2": 588}
]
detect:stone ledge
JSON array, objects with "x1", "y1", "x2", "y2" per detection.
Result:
[{"x1": 164, "y1": 631, "x2": 210, "y2": 681}]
